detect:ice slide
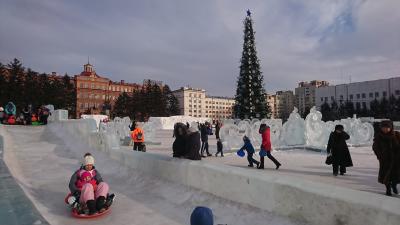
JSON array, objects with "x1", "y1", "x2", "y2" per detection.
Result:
[{"x1": 0, "y1": 125, "x2": 302, "y2": 225}]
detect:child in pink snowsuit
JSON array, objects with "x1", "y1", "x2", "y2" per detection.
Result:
[
  {"x1": 76, "y1": 171, "x2": 98, "y2": 191},
  {"x1": 68, "y1": 155, "x2": 109, "y2": 214}
]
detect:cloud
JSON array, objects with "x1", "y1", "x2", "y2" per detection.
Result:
[{"x1": 0, "y1": 0, "x2": 399, "y2": 96}]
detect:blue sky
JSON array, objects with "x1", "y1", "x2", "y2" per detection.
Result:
[{"x1": 0, "y1": 0, "x2": 399, "y2": 96}]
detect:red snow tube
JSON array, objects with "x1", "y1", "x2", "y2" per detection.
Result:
[{"x1": 65, "y1": 193, "x2": 111, "y2": 219}]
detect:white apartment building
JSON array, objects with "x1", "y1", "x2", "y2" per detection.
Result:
[
  {"x1": 316, "y1": 77, "x2": 400, "y2": 110},
  {"x1": 295, "y1": 80, "x2": 329, "y2": 116},
  {"x1": 172, "y1": 87, "x2": 235, "y2": 121}
]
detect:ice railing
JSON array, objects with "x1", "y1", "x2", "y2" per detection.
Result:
[{"x1": 220, "y1": 107, "x2": 374, "y2": 151}]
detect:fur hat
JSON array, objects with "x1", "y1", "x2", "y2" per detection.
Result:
[
  {"x1": 190, "y1": 206, "x2": 213, "y2": 225},
  {"x1": 380, "y1": 120, "x2": 393, "y2": 128},
  {"x1": 188, "y1": 127, "x2": 198, "y2": 134},
  {"x1": 84, "y1": 155, "x2": 95, "y2": 166},
  {"x1": 335, "y1": 124, "x2": 344, "y2": 131}
]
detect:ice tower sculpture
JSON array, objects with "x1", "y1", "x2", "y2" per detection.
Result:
[
  {"x1": 279, "y1": 107, "x2": 306, "y2": 146},
  {"x1": 305, "y1": 107, "x2": 331, "y2": 149}
]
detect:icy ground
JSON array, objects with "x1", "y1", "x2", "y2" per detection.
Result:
[
  {"x1": 2, "y1": 125, "x2": 308, "y2": 225},
  {"x1": 143, "y1": 130, "x2": 386, "y2": 195}
]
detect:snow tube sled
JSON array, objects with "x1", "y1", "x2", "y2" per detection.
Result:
[
  {"x1": 65, "y1": 193, "x2": 115, "y2": 219},
  {"x1": 236, "y1": 149, "x2": 245, "y2": 157}
]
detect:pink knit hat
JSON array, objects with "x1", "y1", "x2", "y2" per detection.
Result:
[{"x1": 81, "y1": 171, "x2": 92, "y2": 181}]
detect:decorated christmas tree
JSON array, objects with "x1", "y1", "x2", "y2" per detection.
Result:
[{"x1": 234, "y1": 10, "x2": 270, "y2": 119}]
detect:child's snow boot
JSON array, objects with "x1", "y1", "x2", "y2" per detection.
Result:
[
  {"x1": 86, "y1": 200, "x2": 96, "y2": 215},
  {"x1": 96, "y1": 196, "x2": 106, "y2": 212}
]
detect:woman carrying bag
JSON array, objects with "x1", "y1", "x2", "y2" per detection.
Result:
[
  {"x1": 258, "y1": 124, "x2": 281, "y2": 170},
  {"x1": 326, "y1": 125, "x2": 353, "y2": 176}
]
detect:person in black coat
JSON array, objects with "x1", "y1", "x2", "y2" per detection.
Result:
[
  {"x1": 200, "y1": 123, "x2": 212, "y2": 157},
  {"x1": 215, "y1": 121, "x2": 221, "y2": 139},
  {"x1": 184, "y1": 127, "x2": 201, "y2": 160},
  {"x1": 372, "y1": 120, "x2": 400, "y2": 196},
  {"x1": 172, "y1": 123, "x2": 188, "y2": 158},
  {"x1": 326, "y1": 125, "x2": 353, "y2": 176}
]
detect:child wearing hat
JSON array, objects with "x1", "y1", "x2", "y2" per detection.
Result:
[
  {"x1": 239, "y1": 136, "x2": 260, "y2": 168},
  {"x1": 190, "y1": 206, "x2": 214, "y2": 225},
  {"x1": 68, "y1": 155, "x2": 110, "y2": 215}
]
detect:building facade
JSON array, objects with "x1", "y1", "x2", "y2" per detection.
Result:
[
  {"x1": 316, "y1": 77, "x2": 400, "y2": 110},
  {"x1": 266, "y1": 91, "x2": 295, "y2": 120},
  {"x1": 295, "y1": 80, "x2": 329, "y2": 116},
  {"x1": 172, "y1": 87, "x2": 235, "y2": 121},
  {"x1": 266, "y1": 94, "x2": 277, "y2": 118},
  {"x1": 75, "y1": 63, "x2": 140, "y2": 117}
]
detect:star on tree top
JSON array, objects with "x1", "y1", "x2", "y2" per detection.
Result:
[{"x1": 247, "y1": 9, "x2": 251, "y2": 17}]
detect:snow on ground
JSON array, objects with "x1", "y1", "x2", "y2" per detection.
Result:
[
  {"x1": 142, "y1": 130, "x2": 385, "y2": 195},
  {"x1": 2, "y1": 125, "x2": 307, "y2": 225}
]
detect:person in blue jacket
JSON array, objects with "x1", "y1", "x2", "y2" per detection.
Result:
[
  {"x1": 191, "y1": 206, "x2": 213, "y2": 225},
  {"x1": 239, "y1": 136, "x2": 260, "y2": 168}
]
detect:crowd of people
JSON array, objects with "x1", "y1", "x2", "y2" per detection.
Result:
[
  {"x1": 63, "y1": 119, "x2": 399, "y2": 221},
  {"x1": 0, "y1": 102, "x2": 50, "y2": 125}
]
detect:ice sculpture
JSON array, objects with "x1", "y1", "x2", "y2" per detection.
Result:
[
  {"x1": 219, "y1": 118, "x2": 282, "y2": 150},
  {"x1": 346, "y1": 115, "x2": 374, "y2": 146},
  {"x1": 305, "y1": 107, "x2": 331, "y2": 149},
  {"x1": 279, "y1": 108, "x2": 306, "y2": 146},
  {"x1": 219, "y1": 123, "x2": 243, "y2": 150},
  {"x1": 98, "y1": 121, "x2": 120, "y2": 150},
  {"x1": 220, "y1": 106, "x2": 374, "y2": 151},
  {"x1": 142, "y1": 121, "x2": 157, "y2": 143}
]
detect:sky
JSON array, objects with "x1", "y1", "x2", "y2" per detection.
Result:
[{"x1": 0, "y1": 0, "x2": 399, "y2": 97}]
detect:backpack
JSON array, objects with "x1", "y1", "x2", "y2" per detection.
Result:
[{"x1": 136, "y1": 131, "x2": 143, "y2": 141}]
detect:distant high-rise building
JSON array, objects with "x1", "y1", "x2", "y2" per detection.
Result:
[{"x1": 295, "y1": 80, "x2": 329, "y2": 117}]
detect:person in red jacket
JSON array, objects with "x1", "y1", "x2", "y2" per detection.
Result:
[{"x1": 258, "y1": 123, "x2": 281, "y2": 170}]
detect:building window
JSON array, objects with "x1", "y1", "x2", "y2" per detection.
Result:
[
  {"x1": 91, "y1": 84, "x2": 95, "y2": 89},
  {"x1": 194, "y1": 100, "x2": 197, "y2": 103},
  {"x1": 331, "y1": 96, "x2": 334, "y2": 101},
  {"x1": 340, "y1": 95, "x2": 343, "y2": 100},
  {"x1": 84, "y1": 83, "x2": 88, "y2": 88},
  {"x1": 189, "y1": 99, "x2": 192, "y2": 102},
  {"x1": 194, "y1": 110, "x2": 197, "y2": 113},
  {"x1": 396, "y1": 90, "x2": 400, "y2": 95},
  {"x1": 356, "y1": 94, "x2": 360, "y2": 99},
  {"x1": 349, "y1": 95, "x2": 353, "y2": 100},
  {"x1": 324, "y1": 97, "x2": 328, "y2": 102},
  {"x1": 362, "y1": 102, "x2": 367, "y2": 109},
  {"x1": 189, "y1": 94, "x2": 192, "y2": 97},
  {"x1": 189, "y1": 104, "x2": 192, "y2": 107},
  {"x1": 80, "y1": 83, "x2": 84, "y2": 88},
  {"x1": 320, "y1": 97, "x2": 323, "y2": 102},
  {"x1": 383, "y1": 91, "x2": 387, "y2": 97},
  {"x1": 362, "y1": 93, "x2": 366, "y2": 98},
  {"x1": 369, "y1": 93, "x2": 373, "y2": 98},
  {"x1": 375, "y1": 92, "x2": 379, "y2": 98}
]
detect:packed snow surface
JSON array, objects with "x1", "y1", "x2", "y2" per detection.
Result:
[{"x1": 1, "y1": 125, "x2": 306, "y2": 225}]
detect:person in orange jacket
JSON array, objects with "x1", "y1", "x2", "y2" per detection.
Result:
[{"x1": 130, "y1": 122, "x2": 145, "y2": 152}]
